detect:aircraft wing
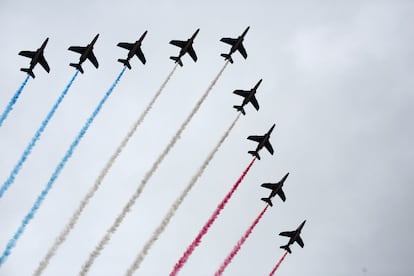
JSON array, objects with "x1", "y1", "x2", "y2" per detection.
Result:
[
  {"x1": 250, "y1": 95, "x2": 259, "y2": 110},
  {"x1": 296, "y1": 235, "x2": 304, "y2": 248},
  {"x1": 261, "y1": 183, "x2": 277, "y2": 190},
  {"x1": 38, "y1": 55, "x2": 50, "y2": 72},
  {"x1": 117, "y1": 42, "x2": 134, "y2": 51},
  {"x1": 247, "y1": 135, "x2": 264, "y2": 143},
  {"x1": 87, "y1": 51, "x2": 99, "y2": 68},
  {"x1": 170, "y1": 40, "x2": 187, "y2": 48},
  {"x1": 264, "y1": 141, "x2": 274, "y2": 155},
  {"x1": 238, "y1": 43, "x2": 248, "y2": 59},
  {"x1": 233, "y1": 90, "x2": 250, "y2": 98},
  {"x1": 279, "y1": 231, "x2": 295, "y2": 237},
  {"x1": 19, "y1": 51, "x2": 36, "y2": 59},
  {"x1": 277, "y1": 189, "x2": 286, "y2": 202},
  {"x1": 187, "y1": 45, "x2": 197, "y2": 62},
  {"x1": 220, "y1": 37, "x2": 238, "y2": 46},
  {"x1": 68, "y1": 46, "x2": 86, "y2": 54},
  {"x1": 135, "y1": 48, "x2": 146, "y2": 64}
]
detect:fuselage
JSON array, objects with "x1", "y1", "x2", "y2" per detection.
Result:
[
  {"x1": 179, "y1": 40, "x2": 193, "y2": 57},
  {"x1": 178, "y1": 29, "x2": 199, "y2": 58},
  {"x1": 269, "y1": 183, "x2": 282, "y2": 198},
  {"x1": 229, "y1": 27, "x2": 249, "y2": 54},
  {"x1": 255, "y1": 124, "x2": 274, "y2": 151},
  {"x1": 255, "y1": 133, "x2": 270, "y2": 151},
  {"x1": 30, "y1": 50, "x2": 42, "y2": 69},
  {"x1": 288, "y1": 221, "x2": 306, "y2": 245},
  {"x1": 127, "y1": 41, "x2": 142, "y2": 59},
  {"x1": 229, "y1": 37, "x2": 243, "y2": 54},
  {"x1": 242, "y1": 90, "x2": 256, "y2": 106},
  {"x1": 29, "y1": 38, "x2": 48, "y2": 69},
  {"x1": 79, "y1": 35, "x2": 98, "y2": 63},
  {"x1": 127, "y1": 31, "x2": 147, "y2": 60}
]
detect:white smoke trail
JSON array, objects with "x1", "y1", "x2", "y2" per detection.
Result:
[
  {"x1": 125, "y1": 112, "x2": 241, "y2": 275},
  {"x1": 34, "y1": 65, "x2": 177, "y2": 276},
  {"x1": 79, "y1": 61, "x2": 229, "y2": 276}
]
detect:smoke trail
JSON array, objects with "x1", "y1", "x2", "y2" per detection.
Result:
[
  {"x1": 215, "y1": 205, "x2": 269, "y2": 276},
  {"x1": 269, "y1": 251, "x2": 288, "y2": 276},
  {"x1": 0, "y1": 75, "x2": 30, "y2": 127},
  {"x1": 34, "y1": 65, "x2": 177, "y2": 276},
  {"x1": 171, "y1": 157, "x2": 256, "y2": 276},
  {"x1": 0, "y1": 67, "x2": 126, "y2": 267},
  {"x1": 80, "y1": 61, "x2": 229, "y2": 276},
  {"x1": 126, "y1": 113, "x2": 241, "y2": 275},
  {"x1": 0, "y1": 71, "x2": 79, "y2": 200}
]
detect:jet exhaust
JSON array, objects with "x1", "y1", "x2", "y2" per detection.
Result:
[
  {"x1": 215, "y1": 205, "x2": 269, "y2": 276},
  {"x1": 0, "y1": 75, "x2": 30, "y2": 127},
  {"x1": 34, "y1": 65, "x2": 178, "y2": 275},
  {"x1": 0, "y1": 67, "x2": 126, "y2": 267},
  {"x1": 171, "y1": 157, "x2": 257, "y2": 276},
  {"x1": 0, "y1": 71, "x2": 79, "y2": 201},
  {"x1": 126, "y1": 113, "x2": 241, "y2": 275},
  {"x1": 80, "y1": 61, "x2": 229, "y2": 275},
  {"x1": 269, "y1": 251, "x2": 288, "y2": 276}
]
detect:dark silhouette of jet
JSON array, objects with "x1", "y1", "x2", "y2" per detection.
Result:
[
  {"x1": 247, "y1": 124, "x2": 275, "y2": 160},
  {"x1": 117, "y1": 31, "x2": 147, "y2": 69},
  {"x1": 68, "y1": 34, "x2": 99, "y2": 73},
  {"x1": 233, "y1": 79, "x2": 262, "y2": 115},
  {"x1": 220, "y1": 26, "x2": 250, "y2": 63},
  {"x1": 18, "y1": 38, "x2": 50, "y2": 78},
  {"x1": 169, "y1": 29, "x2": 199, "y2": 67},
  {"x1": 261, "y1": 172, "x2": 289, "y2": 206},
  {"x1": 279, "y1": 220, "x2": 306, "y2": 254}
]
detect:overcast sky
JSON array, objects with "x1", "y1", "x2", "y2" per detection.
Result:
[{"x1": 1, "y1": 1, "x2": 413, "y2": 275}]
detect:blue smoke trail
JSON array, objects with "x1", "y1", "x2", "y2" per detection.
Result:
[
  {"x1": 0, "y1": 71, "x2": 79, "y2": 200},
  {"x1": 0, "y1": 66, "x2": 126, "y2": 266},
  {"x1": 0, "y1": 75, "x2": 30, "y2": 127}
]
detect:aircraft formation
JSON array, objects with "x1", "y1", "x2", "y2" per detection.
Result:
[
  {"x1": 3, "y1": 26, "x2": 308, "y2": 274},
  {"x1": 17, "y1": 27, "x2": 250, "y2": 78}
]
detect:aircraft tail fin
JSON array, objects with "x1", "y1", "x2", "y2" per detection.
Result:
[
  {"x1": 117, "y1": 59, "x2": 131, "y2": 69},
  {"x1": 170, "y1": 56, "x2": 183, "y2": 67},
  {"x1": 69, "y1": 63, "x2": 84, "y2": 74},
  {"x1": 261, "y1": 197, "x2": 273, "y2": 207},
  {"x1": 280, "y1": 245, "x2": 291, "y2": 254},
  {"x1": 233, "y1": 105, "x2": 246, "y2": 115},
  {"x1": 221, "y1": 53, "x2": 233, "y2": 64},
  {"x1": 20, "y1": 68, "x2": 35, "y2": 78},
  {"x1": 248, "y1": 150, "x2": 261, "y2": 160}
]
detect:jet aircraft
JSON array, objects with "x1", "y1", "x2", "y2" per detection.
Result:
[
  {"x1": 117, "y1": 31, "x2": 147, "y2": 69},
  {"x1": 68, "y1": 34, "x2": 99, "y2": 73},
  {"x1": 279, "y1": 220, "x2": 306, "y2": 254},
  {"x1": 233, "y1": 79, "x2": 262, "y2": 115},
  {"x1": 220, "y1": 26, "x2": 250, "y2": 63},
  {"x1": 247, "y1": 123, "x2": 275, "y2": 160},
  {"x1": 18, "y1": 37, "x2": 50, "y2": 78},
  {"x1": 261, "y1": 172, "x2": 289, "y2": 206},
  {"x1": 169, "y1": 29, "x2": 199, "y2": 67}
]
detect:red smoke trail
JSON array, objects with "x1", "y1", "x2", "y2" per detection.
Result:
[
  {"x1": 170, "y1": 157, "x2": 256, "y2": 276},
  {"x1": 269, "y1": 251, "x2": 288, "y2": 276},
  {"x1": 215, "y1": 205, "x2": 269, "y2": 276}
]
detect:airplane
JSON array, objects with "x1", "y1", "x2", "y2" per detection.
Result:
[
  {"x1": 18, "y1": 37, "x2": 50, "y2": 78},
  {"x1": 279, "y1": 220, "x2": 306, "y2": 254},
  {"x1": 68, "y1": 34, "x2": 99, "y2": 73},
  {"x1": 169, "y1": 29, "x2": 200, "y2": 67},
  {"x1": 233, "y1": 79, "x2": 262, "y2": 115},
  {"x1": 117, "y1": 31, "x2": 147, "y2": 69},
  {"x1": 260, "y1": 172, "x2": 289, "y2": 207},
  {"x1": 247, "y1": 123, "x2": 275, "y2": 160},
  {"x1": 220, "y1": 26, "x2": 250, "y2": 63}
]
